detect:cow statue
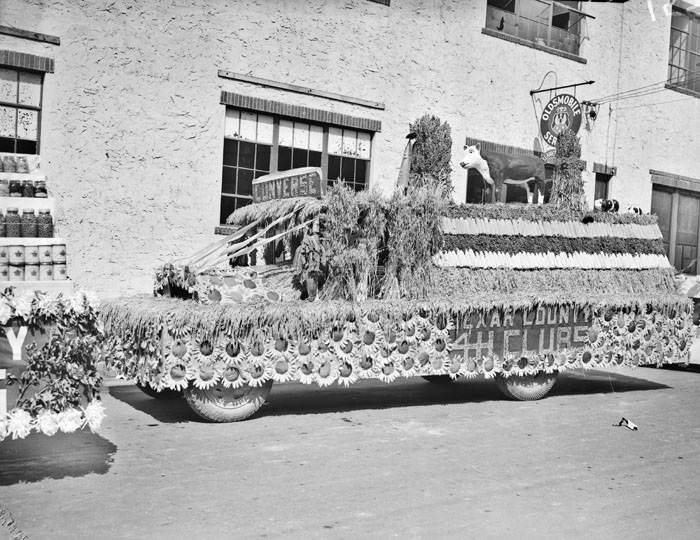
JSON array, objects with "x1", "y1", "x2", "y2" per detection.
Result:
[{"x1": 459, "y1": 143, "x2": 548, "y2": 204}]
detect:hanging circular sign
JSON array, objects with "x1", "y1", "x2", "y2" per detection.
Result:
[{"x1": 540, "y1": 93, "x2": 582, "y2": 147}]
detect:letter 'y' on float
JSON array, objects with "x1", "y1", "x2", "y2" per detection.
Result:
[{"x1": 6, "y1": 326, "x2": 28, "y2": 361}]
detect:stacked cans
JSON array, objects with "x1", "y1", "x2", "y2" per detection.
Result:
[{"x1": 0, "y1": 242, "x2": 67, "y2": 281}]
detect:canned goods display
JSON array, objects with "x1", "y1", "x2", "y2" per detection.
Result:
[
  {"x1": 54, "y1": 263, "x2": 67, "y2": 280},
  {"x1": 38, "y1": 244, "x2": 52, "y2": 264},
  {"x1": 0, "y1": 245, "x2": 8, "y2": 263},
  {"x1": 8, "y1": 265, "x2": 24, "y2": 281},
  {"x1": 25, "y1": 264, "x2": 40, "y2": 281},
  {"x1": 39, "y1": 264, "x2": 53, "y2": 281},
  {"x1": 0, "y1": 263, "x2": 8, "y2": 280},
  {"x1": 8, "y1": 245, "x2": 24, "y2": 265},
  {"x1": 24, "y1": 245, "x2": 40, "y2": 265},
  {"x1": 52, "y1": 244, "x2": 67, "y2": 264}
]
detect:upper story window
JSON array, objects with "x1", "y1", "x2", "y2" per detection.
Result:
[
  {"x1": 220, "y1": 107, "x2": 372, "y2": 224},
  {"x1": 0, "y1": 67, "x2": 42, "y2": 154},
  {"x1": 668, "y1": 7, "x2": 700, "y2": 95},
  {"x1": 485, "y1": 0, "x2": 587, "y2": 56}
]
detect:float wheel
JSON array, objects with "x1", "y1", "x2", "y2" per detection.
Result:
[
  {"x1": 184, "y1": 380, "x2": 272, "y2": 422},
  {"x1": 136, "y1": 382, "x2": 182, "y2": 400},
  {"x1": 422, "y1": 375, "x2": 455, "y2": 384},
  {"x1": 495, "y1": 372, "x2": 557, "y2": 401}
]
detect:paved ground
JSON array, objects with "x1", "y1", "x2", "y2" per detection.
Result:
[{"x1": 1, "y1": 366, "x2": 700, "y2": 539}]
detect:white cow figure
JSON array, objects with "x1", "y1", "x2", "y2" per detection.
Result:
[{"x1": 459, "y1": 143, "x2": 547, "y2": 204}]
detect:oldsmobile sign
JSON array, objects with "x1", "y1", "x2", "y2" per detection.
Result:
[
  {"x1": 252, "y1": 167, "x2": 326, "y2": 203},
  {"x1": 540, "y1": 93, "x2": 582, "y2": 146}
]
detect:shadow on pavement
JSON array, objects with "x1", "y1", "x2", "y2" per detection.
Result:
[
  {"x1": 260, "y1": 369, "x2": 669, "y2": 418},
  {"x1": 106, "y1": 370, "x2": 669, "y2": 423},
  {"x1": 108, "y1": 384, "x2": 199, "y2": 423},
  {"x1": 0, "y1": 431, "x2": 117, "y2": 486}
]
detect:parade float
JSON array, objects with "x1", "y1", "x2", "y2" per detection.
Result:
[{"x1": 99, "y1": 124, "x2": 693, "y2": 422}]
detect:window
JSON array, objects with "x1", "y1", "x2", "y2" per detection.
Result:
[
  {"x1": 651, "y1": 185, "x2": 700, "y2": 274},
  {"x1": 220, "y1": 107, "x2": 372, "y2": 224},
  {"x1": 0, "y1": 67, "x2": 42, "y2": 154},
  {"x1": 485, "y1": 0, "x2": 588, "y2": 56},
  {"x1": 594, "y1": 173, "x2": 611, "y2": 201},
  {"x1": 668, "y1": 7, "x2": 700, "y2": 95}
]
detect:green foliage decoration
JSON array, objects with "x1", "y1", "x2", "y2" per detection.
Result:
[
  {"x1": 381, "y1": 186, "x2": 446, "y2": 299},
  {"x1": 409, "y1": 114, "x2": 453, "y2": 192},
  {"x1": 320, "y1": 183, "x2": 386, "y2": 302},
  {"x1": 550, "y1": 128, "x2": 585, "y2": 212}
]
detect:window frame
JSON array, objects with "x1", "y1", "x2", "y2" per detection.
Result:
[
  {"x1": 220, "y1": 107, "x2": 373, "y2": 224},
  {"x1": 0, "y1": 66, "x2": 44, "y2": 154},
  {"x1": 484, "y1": 0, "x2": 591, "y2": 59},
  {"x1": 667, "y1": 6, "x2": 700, "y2": 97}
]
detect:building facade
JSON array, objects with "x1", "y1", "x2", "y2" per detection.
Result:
[{"x1": 0, "y1": 0, "x2": 699, "y2": 296}]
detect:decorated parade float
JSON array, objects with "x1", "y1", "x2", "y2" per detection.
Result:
[{"x1": 98, "y1": 122, "x2": 693, "y2": 422}]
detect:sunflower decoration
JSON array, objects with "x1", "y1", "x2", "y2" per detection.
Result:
[
  {"x1": 378, "y1": 358, "x2": 400, "y2": 384},
  {"x1": 363, "y1": 311, "x2": 382, "y2": 333},
  {"x1": 270, "y1": 352, "x2": 297, "y2": 383},
  {"x1": 357, "y1": 351, "x2": 380, "y2": 379},
  {"x1": 397, "y1": 354, "x2": 419, "y2": 378},
  {"x1": 246, "y1": 340, "x2": 273, "y2": 387},
  {"x1": 554, "y1": 350, "x2": 569, "y2": 370},
  {"x1": 427, "y1": 350, "x2": 450, "y2": 376},
  {"x1": 432, "y1": 312, "x2": 455, "y2": 340},
  {"x1": 456, "y1": 355, "x2": 478, "y2": 379},
  {"x1": 298, "y1": 357, "x2": 318, "y2": 385},
  {"x1": 188, "y1": 337, "x2": 219, "y2": 366},
  {"x1": 430, "y1": 335, "x2": 452, "y2": 358},
  {"x1": 315, "y1": 353, "x2": 339, "y2": 387},
  {"x1": 447, "y1": 354, "x2": 462, "y2": 380},
  {"x1": 335, "y1": 334, "x2": 359, "y2": 362},
  {"x1": 500, "y1": 355, "x2": 515, "y2": 379},
  {"x1": 359, "y1": 325, "x2": 383, "y2": 357},
  {"x1": 586, "y1": 322, "x2": 605, "y2": 349},
  {"x1": 192, "y1": 358, "x2": 222, "y2": 390},
  {"x1": 337, "y1": 357, "x2": 360, "y2": 387},
  {"x1": 169, "y1": 336, "x2": 191, "y2": 363},
  {"x1": 400, "y1": 316, "x2": 419, "y2": 345},
  {"x1": 221, "y1": 361, "x2": 247, "y2": 389},
  {"x1": 565, "y1": 349, "x2": 580, "y2": 369},
  {"x1": 161, "y1": 356, "x2": 190, "y2": 391},
  {"x1": 329, "y1": 324, "x2": 348, "y2": 349},
  {"x1": 416, "y1": 318, "x2": 436, "y2": 346},
  {"x1": 480, "y1": 354, "x2": 498, "y2": 379},
  {"x1": 414, "y1": 348, "x2": 432, "y2": 375},
  {"x1": 579, "y1": 349, "x2": 594, "y2": 370},
  {"x1": 510, "y1": 355, "x2": 531, "y2": 378},
  {"x1": 542, "y1": 352, "x2": 558, "y2": 374},
  {"x1": 394, "y1": 337, "x2": 415, "y2": 360}
]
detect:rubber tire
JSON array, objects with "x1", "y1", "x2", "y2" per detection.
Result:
[
  {"x1": 422, "y1": 375, "x2": 455, "y2": 384},
  {"x1": 495, "y1": 372, "x2": 558, "y2": 401},
  {"x1": 184, "y1": 380, "x2": 273, "y2": 422},
  {"x1": 136, "y1": 382, "x2": 183, "y2": 400}
]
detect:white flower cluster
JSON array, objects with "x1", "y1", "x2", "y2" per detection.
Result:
[
  {"x1": 0, "y1": 289, "x2": 100, "y2": 325},
  {"x1": 0, "y1": 401, "x2": 105, "y2": 442}
]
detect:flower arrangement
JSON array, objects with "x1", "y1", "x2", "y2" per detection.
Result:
[
  {"x1": 0, "y1": 289, "x2": 107, "y2": 442},
  {"x1": 292, "y1": 231, "x2": 327, "y2": 301}
]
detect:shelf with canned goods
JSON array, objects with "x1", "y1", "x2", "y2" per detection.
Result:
[{"x1": 0, "y1": 153, "x2": 41, "y2": 174}]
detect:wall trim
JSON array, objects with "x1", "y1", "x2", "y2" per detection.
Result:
[
  {"x1": 0, "y1": 49, "x2": 54, "y2": 73},
  {"x1": 651, "y1": 169, "x2": 700, "y2": 193},
  {"x1": 0, "y1": 25, "x2": 60, "y2": 45},
  {"x1": 593, "y1": 162, "x2": 617, "y2": 176},
  {"x1": 218, "y1": 70, "x2": 385, "y2": 110},
  {"x1": 220, "y1": 91, "x2": 382, "y2": 132}
]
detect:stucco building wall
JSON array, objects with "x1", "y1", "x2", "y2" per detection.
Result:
[{"x1": 0, "y1": 0, "x2": 698, "y2": 296}]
